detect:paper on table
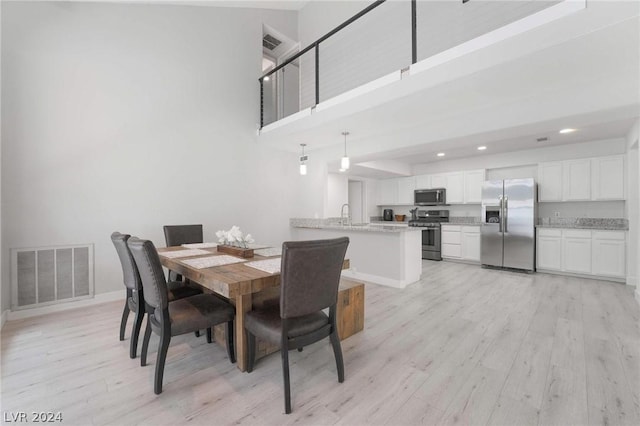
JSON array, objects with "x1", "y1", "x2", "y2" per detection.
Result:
[
  {"x1": 181, "y1": 242, "x2": 218, "y2": 249},
  {"x1": 254, "y1": 247, "x2": 282, "y2": 257},
  {"x1": 159, "y1": 249, "x2": 210, "y2": 259},
  {"x1": 180, "y1": 255, "x2": 247, "y2": 269},
  {"x1": 244, "y1": 257, "x2": 281, "y2": 274}
]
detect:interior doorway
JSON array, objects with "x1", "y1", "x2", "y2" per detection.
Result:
[{"x1": 262, "y1": 24, "x2": 299, "y2": 124}]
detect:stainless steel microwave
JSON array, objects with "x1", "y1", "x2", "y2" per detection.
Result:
[{"x1": 414, "y1": 188, "x2": 446, "y2": 206}]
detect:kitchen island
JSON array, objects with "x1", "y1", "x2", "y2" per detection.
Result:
[{"x1": 290, "y1": 219, "x2": 422, "y2": 288}]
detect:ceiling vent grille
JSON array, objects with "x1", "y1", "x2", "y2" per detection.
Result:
[{"x1": 263, "y1": 34, "x2": 282, "y2": 51}]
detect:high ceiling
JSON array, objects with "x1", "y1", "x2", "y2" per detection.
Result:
[
  {"x1": 59, "y1": 0, "x2": 309, "y2": 10},
  {"x1": 258, "y1": 1, "x2": 640, "y2": 177}
]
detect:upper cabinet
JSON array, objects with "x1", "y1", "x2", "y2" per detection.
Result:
[
  {"x1": 538, "y1": 155, "x2": 625, "y2": 202},
  {"x1": 563, "y1": 159, "x2": 591, "y2": 201},
  {"x1": 538, "y1": 162, "x2": 563, "y2": 201},
  {"x1": 591, "y1": 156, "x2": 625, "y2": 200},
  {"x1": 463, "y1": 169, "x2": 486, "y2": 204},
  {"x1": 378, "y1": 169, "x2": 485, "y2": 205}
]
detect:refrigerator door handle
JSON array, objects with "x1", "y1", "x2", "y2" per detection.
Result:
[
  {"x1": 498, "y1": 196, "x2": 503, "y2": 233},
  {"x1": 504, "y1": 196, "x2": 508, "y2": 233}
]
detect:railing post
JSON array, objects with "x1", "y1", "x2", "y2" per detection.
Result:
[
  {"x1": 411, "y1": 0, "x2": 417, "y2": 64},
  {"x1": 260, "y1": 79, "x2": 264, "y2": 129},
  {"x1": 315, "y1": 43, "x2": 320, "y2": 105}
]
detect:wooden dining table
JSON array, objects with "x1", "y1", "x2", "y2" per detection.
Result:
[{"x1": 157, "y1": 245, "x2": 351, "y2": 372}]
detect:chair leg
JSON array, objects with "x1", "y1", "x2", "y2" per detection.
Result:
[
  {"x1": 141, "y1": 318, "x2": 152, "y2": 367},
  {"x1": 226, "y1": 321, "x2": 236, "y2": 364},
  {"x1": 329, "y1": 330, "x2": 345, "y2": 383},
  {"x1": 154, "y1": 331, "x2": 171, "y2": 395},
  {"x1": 130, "y1": 309, "x2": 145, "y2": 359},
  {"x1": 194, "y1": 330, "x2": 200, "y2": 338},
  {"x1": 247, "y1": 331, "x2": 255, "y2": 372},
  {"x1": 282, "y1": 347, "x2": 292, "y2": 414},
  {"x1": 119, "y1": 300, "x2": 130, "y2": 341},
  {"x1": 206, "y1": 328, "x2": 212, "y2": 344},
  {"x1": 297, "y1": 347, "x2": 303, "y2": 352}
]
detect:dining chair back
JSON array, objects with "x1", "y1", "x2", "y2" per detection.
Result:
[
  {"x1": 111, "y1": 232, "x2": 146, "y2": 359},
  {"x1": 128, "y1": 236, "x2": 235, "y2": 394},
  {"x1": 163, "y1": 224, "x2": 203, "y2": 282},
  {"x1": 245, "y1": 237, "x2": 349, "y2": 413}
]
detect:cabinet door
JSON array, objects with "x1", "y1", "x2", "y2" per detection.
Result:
[
  {"x1": 397, "y1": 177, "x2": 416, "y2": 205},
  {"x1": 431, "y1": 174, "x2": 447, "y2": 189},
  {"x1": 538, "y1": 162, "x2": 563, "y2": 202},
  {"x1": 592, "y1": 232, "x2": 626, "y2": 278},
  {"x1": 441, "y1": 226, "x2": 462, "y2": 244},
  {"x1": 446, "y1": 172, "x2": 464, "y2": 204},
  {"x1": 562, "y1": 236, "x2": 592, "y2": 274},
  {"x1": 592, "y1": 156, "x2": 625, "y2": 200},
  {"x1": 415, "y1": 174, "x2": 431, "y2": 190},
  {"x1": 463, "y1": 170, "x2": 485, "y2": 204},
  {"x1": 377, "y1": 179, "x2": 398, "y2": 205},
  {"x1": 442, "y1": 243, "x2": 462, "y2": 258},
  {"x1": 537, "y1": 236, "x2": 562, "y2": 270},
  {"x1": 563, "y1": 159, "x2": 591, "y2": 201},
  {"x1": 461, "y1": 230, "x2": 481, "y2": 261}
]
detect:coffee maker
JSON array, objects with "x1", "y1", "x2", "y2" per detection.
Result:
[{"x1": 383, "y1": 209, "x2": 393, "y2": 221}]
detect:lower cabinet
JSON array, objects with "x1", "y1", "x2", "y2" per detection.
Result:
[
  {"x1": 441, "y1": 225, "x2": 480, "y2": 262},
  {"x1": 537, "y1": 228, "x2": 626, "y2": 279}
]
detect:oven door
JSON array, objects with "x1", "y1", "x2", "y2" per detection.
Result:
[{"x1": 421, "y1": 227, "x2": 442, "y2": 260}]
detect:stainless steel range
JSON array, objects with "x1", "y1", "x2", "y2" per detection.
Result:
[{"x1": 409, "y1": 210, "x2": 449, "y2": 261}]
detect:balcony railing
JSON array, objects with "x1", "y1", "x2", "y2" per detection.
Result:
[{"x1": 259, "y1": 0, "x2": 561, "y2": 129}]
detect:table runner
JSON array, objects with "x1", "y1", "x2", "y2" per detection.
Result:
[{"x1": 180, "y1": 255, "x2": 247, "y2": 269}]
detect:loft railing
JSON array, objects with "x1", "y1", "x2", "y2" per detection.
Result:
[{"x1": 258, "y1": 0, "x2": 561, "y2": 129}]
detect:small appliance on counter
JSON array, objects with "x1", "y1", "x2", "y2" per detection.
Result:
[
  {"x1": 409, "y1": 210, "x2": 449, "y2": 261},
  {"x1": 383, "y1": 209, "x2": 394, "y2": 221}
]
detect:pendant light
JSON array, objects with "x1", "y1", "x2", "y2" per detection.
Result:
[
  {"x1": 299, "y1": 143, "x2": 308, "y2": 175},
  {"x1": 340, "y1": 131, "x2": 350, "y2": 171}
]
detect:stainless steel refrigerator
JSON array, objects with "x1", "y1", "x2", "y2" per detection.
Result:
[{"x1": 481, "y1": 178, "x2": 536, "y2": 271}]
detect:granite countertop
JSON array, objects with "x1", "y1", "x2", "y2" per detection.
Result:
[
  {"x1": 290, "y1": 218, "x2": 419, "y2": 233},
  {"x1": 536, "y1": 217, "x2": 628, "y2": 231}
]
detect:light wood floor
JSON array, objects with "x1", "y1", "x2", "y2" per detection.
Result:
[{"x1": 2, "y1": 261, "x2": 639, "y2": 425}]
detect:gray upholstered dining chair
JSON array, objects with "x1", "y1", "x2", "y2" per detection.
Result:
[
  {"x1": 127, "y1": 236, "x2": 236, "y2": 395},
  {"x1": 111, "y1": 232, "x2": 202, "y2": 359},
  {"x1": 244, "y1": 237, "x2": 349, "y2": 414},
  {"x1": 163, "y1": 224, "x2": 203, "y2": 282}
]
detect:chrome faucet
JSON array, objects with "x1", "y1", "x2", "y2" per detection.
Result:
[{"x1": 341, "y1": 203, "x2": 351, "y2": 226}]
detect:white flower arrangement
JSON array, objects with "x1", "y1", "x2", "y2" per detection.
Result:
[{"x1": 215, "y1": 225, "x2": 255, "y2": 249}]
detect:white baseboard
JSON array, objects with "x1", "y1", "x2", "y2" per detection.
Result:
[
  {"x1": 1, "y1": 310, "x2": 8, "y2": 330},
  {"x1": 627, "y1": 275, "x2": 638, "y2": 288},
  {"x1": 6, "y1": 290, "x2": 124, "y2": 322}
]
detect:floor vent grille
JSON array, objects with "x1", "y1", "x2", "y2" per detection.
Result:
[{"x1": 11, "y1": 244, "x2": 94, "y2": 310}]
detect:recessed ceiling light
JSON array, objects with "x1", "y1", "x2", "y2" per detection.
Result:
[
  {"x1": 477, "y1": 146, "x2": 487, "y2": 151},
  {"x1": 437, "y1": 153, "x2": 445, "y2": 157},
  {"x1": 559, "y1": 128, "x2": 576, "y2": 134}
]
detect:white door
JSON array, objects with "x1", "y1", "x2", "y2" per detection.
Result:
[
  {"x1": 415, "y1": 174, "x2": 431, "y2": 190},
  {"x1": 377, "y1": 179, "x2": 398, "y2": 205},
  {"x1": 464, "y1": 170, "x2": 485, "y2": 204},
  {"x1": 431, "y1": 174, "x2": 447, "y2": 189},
  {"x1": 538, "y1": 162, "x2": 563, "y2": 202},
  {"x1": 397, "y1": 177, "x2": 416, "y2": 205},
  {"x1": 563, "y1": 159, "x2": 591, "y2": 201},
  {"x1": 461, "y1": 228, "x2": 481, "y2": 261},
  {"x1": 537, "y1": 236, "x2": 562, "y2": 270},
  {"x1": 592, "y1": 232, "x2": 626, "y2": 278},
  {"x1": 446, "y1": 172, "x2": 464, "y2": 204},
  {"x1": 591, "y1": 156, "x2": 625, "y2": 200},
  {"x1": 562, "y1": 235, "x2": 592, "y2": 274},
  {"x1": 348, "y1": 180, "x2": 365, "y2": 224}
]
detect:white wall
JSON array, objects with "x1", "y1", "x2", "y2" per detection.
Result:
[
  {"x1": 325, "y1": 172, "x2": 348, "y2": 217},
  {"x1": 1, "y1": 2, "x2": 299, "y2": 309}
]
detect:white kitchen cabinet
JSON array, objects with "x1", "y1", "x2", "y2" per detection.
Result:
[
  {"x1": 415, "y1": 174, "x2": 431, "y2": 190},
  {"x1": 562, "y1": 230, "x2": 592, "y2": 274},
  {"x1": 562, "y1": 159, "x2": 591, "y2": 201},
  {"x1": 591, "y1": 155, "x2": 625, "y2": 200},
  {"x1": 397, "y1": 177, "x2": 416, "y2": 205},
  {"x1": 461, "y1": 226, "x2": 481, "y2": 261},
  {"x1": 537, "y1": 230, "x2": 562, "y2": 271},
  {"x1": 463, "y1": 170, "x2": 485, "y2": 204},
  {"x1": 446, "y1": 172, "x2": 465, "y2": 204},
  {"x1": 377, "y1": 179, "x2": 398, "y2": 205},
  {"x1": 538, "y1": 162, "x2": 563, "y2": 202},
  {"x1": 442, "y1": 225, "x2": 480, "y2": 262},
  {"x1": 592, "y1": 231, "x2": 626, "y2": 278},
  {"x1": 431, "y1": 174, "x2": 447, "y2": 190}
]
